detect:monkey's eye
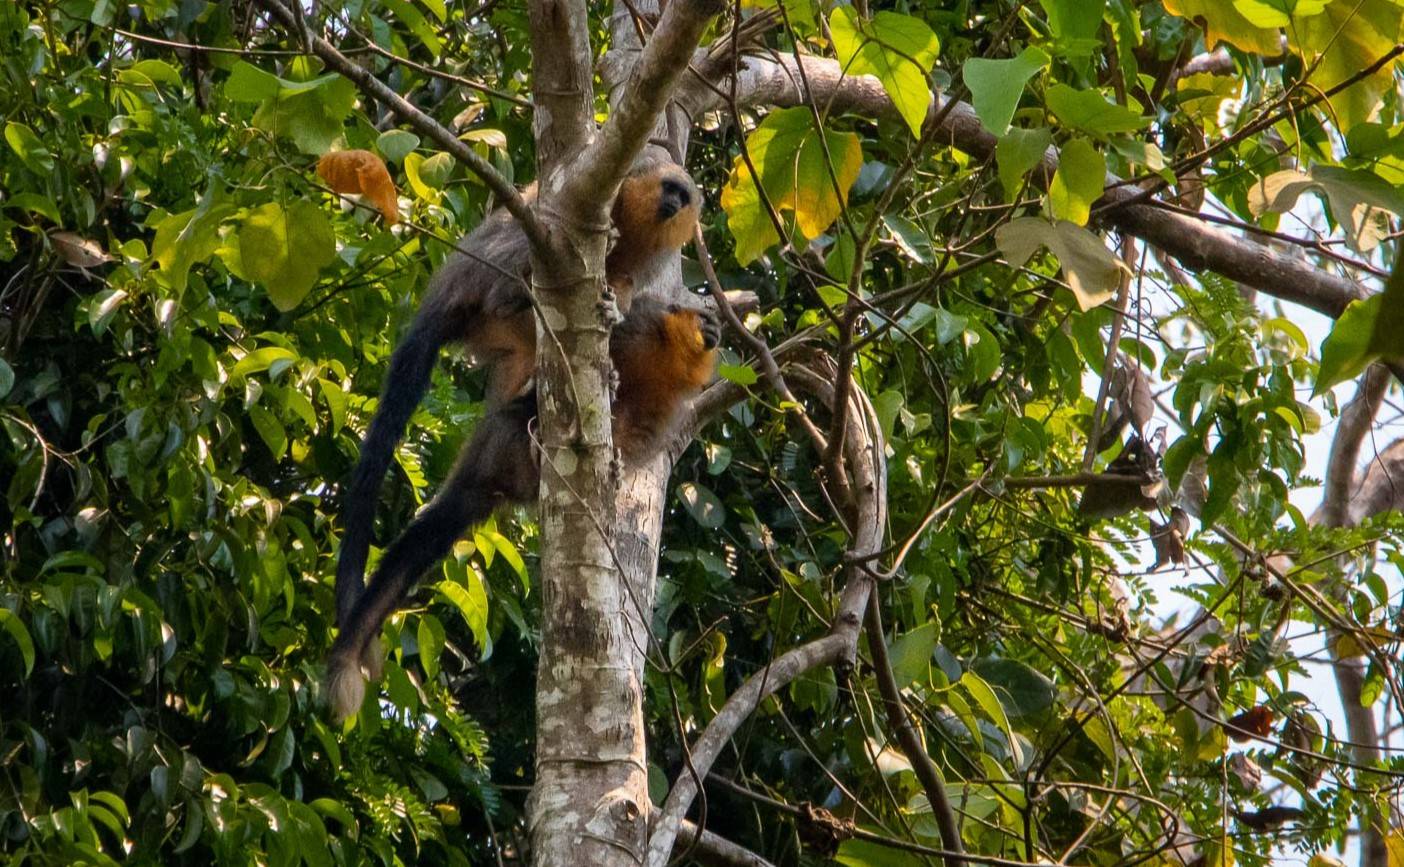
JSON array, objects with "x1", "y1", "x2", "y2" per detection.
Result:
[{"x1": 660, "y1": 178, "x2": 692, "y2": 208}]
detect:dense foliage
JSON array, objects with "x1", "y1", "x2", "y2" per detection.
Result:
[{"x1": 1, "y1": 0, "x2": 1402, "y2": 865}]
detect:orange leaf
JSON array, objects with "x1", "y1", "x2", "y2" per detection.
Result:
[
  {"x1": 316, "y1": 149, "x2": 400, "y2": 225},
  {"x1": 1224, "y1": 705, "x2": 1275, "y2": 742}
]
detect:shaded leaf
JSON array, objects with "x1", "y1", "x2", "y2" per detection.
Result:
[
  {"x1": 994, "y1": 217, "x2": 1128, "y2": 310},
  {"x1": 996, "y1": 126, "x2": 1052, "y2": 199},
  {"x1": 1046, "y1": 84, "x2": 1148, "y2": 136}
]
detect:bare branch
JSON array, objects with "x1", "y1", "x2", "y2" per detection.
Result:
[
  {"x1": 865, "y1": 595, "x2": 965, "y2": 867},
  {"x1": 647, "y1": 365, "x2": 887, "y2": 865},
  {"x1": 571, "y1": 0, "x2": 725, "y2": 203},
  {"x1": 692, "y1": 53, "x2": 1370, "y2": 319},
  {"x1": 676, "y1": 820, "x2": 778, "y2": 867},
  {"x1": 1349, "y1": 437, "x2": 1404, "y2": 522}
]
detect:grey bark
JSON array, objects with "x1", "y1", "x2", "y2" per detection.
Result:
[{"x1": 523, "y1": 0, "x2": 722, "y2": 863}]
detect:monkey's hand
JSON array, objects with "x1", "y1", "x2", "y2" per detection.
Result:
[{"x1": 686, "y1": 306, "x2": 721, "y2": 350}]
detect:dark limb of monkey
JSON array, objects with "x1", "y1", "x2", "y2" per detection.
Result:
[
  {"x1": 326, "y1": 393, "x2": 538, "y2": 720},
  {"x1": 334, "y1": 154, "x2": 699, "y2": 627},
  {"x1": 326, "y1": 298, "x2": 719, "y2": 722}
]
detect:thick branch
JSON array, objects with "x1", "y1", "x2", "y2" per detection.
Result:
[
  {"x1": 647, "y1": 367, "x2": 887, "y2": 865},
  {"x1": 695, "y1": 53, "x2": 1369, "y2": 318},
  {"x1": 252, "y1": 0, "x2": 547, "y2": 250},
  {"x1": 1320, "y1": 364, "x2": 1391, "y2": 528},
  {"x1": 528, "y1": 0, "x2": 594, "y2": 166},
  {"x1": 570, "y1": 0, "x2": 724, "y2": 205},
  {"x1": 1349, "y1": 437, "x2": 1404, "y2": 522}
]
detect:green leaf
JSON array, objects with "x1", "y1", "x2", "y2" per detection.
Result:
[
  {"x1": 960, "y1": 670, "x2": 1017, "y2": 757},
  {"x1": 150, "y1": 194, "x2": 234, "y2": 293},
  {"x1": 888, "y1": 622, "x2": 938, "y2": 689},
  {"x1": 1048, "y1": 137, "x2": 1104, "y2": 226},
  {"x1": 238, "y1": 202, "x2": 336, "y2": 311},
  {"x1": 437, "y1": 570, "x2": 490, "y2": 655},
  {"x1": 317, "y1": 378, "x2": 347, "y2": 434},
  {"x1": 251, "y1": 75, "x2": 357, "y2": 155},
  {"x1": 225, "y1": 61, "x2": 283, "y2": 102},
  {"x1": 5, "y1": 122, "x2": 54, "y2": 173},
  {"x1": 963, "y1": 46, "x2": 1049, "y2": 136},
  {"x1": 377, "y1": 129, "x2": 420, "y2": 163},
  {"x1": 720, "y1": 108, "x2": 864, "y2": 264},
  {"x1": 677, "y1": 482, "x2": 725, "y2": 529},
  {"x1": 382, "y1": 0, "x2": 442, "y2": 57},
  {"x1": 718, "y1": 362, "x2": 759, "y2": 386},
  {"x1": 996, "y1": 127, "x2": 1052, "y2": 199},
  {"x1": 829, "y1": 6, "x2": 939, "y2": 136},
  {"x1": 1162, "y1": 0, "x2": 1283, "y2": 53},
  {"x1": 1315, "y1": 295, "x2": 1381, "y2": 395},
  {"x1": 1368, "y1": 254, "x2": 1404, "y2": 360},
  {"x1": 0, "y1": 358, "x2": 13, "y2": 400},
  {"x1": 4, "y1": 192, "x2": 62, "y2": 224},
  {"x1": 1046, "y1": 84, "x2": 1148, "y2": 136},
  {"x1": 994, "y1": 217, "x2": 1128, "y2": 310},
  {"x1": 1235, "y1": 0, "x2": 1328, "y2": 28},
  {"x1": 418, "y1": 152, "x2": 455, "y2": 189},
  {"x1": 0, "y1": 609, "x2": 35, "y2": 675},
  {"x1": 882, "y1": 214, "x2": 933, "y2": 264},
  {"x1": 87, "y1": 289, "x2": 128, "y2": 336},
  {"x1": 1292, "y1": 1, "x2": 1404, "y2": 132},
  {"x1": 970, "y1": 657, "x2": 1056, "y2": 718},
  {"x1": 119, "y1": 59, "x2": 183, "y2": 87},
  {"x1": 1040, "y1": 0, "x2": 1106, "y2": 58},
  {"x1": 249, "y1": 404, "x2": 288, "y2": 459},
  {"x1": 965, "y1": 322, "x2": 1002, "y2": 382}
]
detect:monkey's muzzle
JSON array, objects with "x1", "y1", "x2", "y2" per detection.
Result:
[{"x1": 656, "y1": 177, "x2": 693, "y2": 221}]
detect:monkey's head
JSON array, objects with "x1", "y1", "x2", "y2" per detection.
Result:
[{"x1": 611, "y1": 155, "x2": 701, "y2": 262}]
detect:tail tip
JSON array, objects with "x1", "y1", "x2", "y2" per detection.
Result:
[{"x1": 325, "y1": 653, "x2": 367, "y2": 723}]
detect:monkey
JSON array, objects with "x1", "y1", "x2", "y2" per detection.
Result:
[
  {"x1": 325, "y1": 294, "x2": 720, "y2": 721},
  {"x1": 335, "y1": 154, "x2": 700, "y2": 631}
]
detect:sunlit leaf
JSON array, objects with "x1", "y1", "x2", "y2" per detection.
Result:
[
  {"x1": 1048, "y1": 137, "x2": 1104, "y2": 225},
  {"x1": 829, "y1": 6, "x2": 940, "y2": 136},
  {"x1": 720, "y1": 108, "x2": 863, "y2": 264},
  {"x1": 239, "y1": 201, "x2": 336, "y2": 311},
  {"x1": 963, "y1": 46, "x2": 1049, "y2": 136},
  {"x1": 994, "y1": 217, "x2": 1128, "y2": 309}
]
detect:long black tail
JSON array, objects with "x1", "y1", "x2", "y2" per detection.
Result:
[
  {"x1": 336, "y1": 312, "x2": 459, "y2": 628},
  {"x1": 326, "y1": 393, "x2": 539, "y2": 721}
]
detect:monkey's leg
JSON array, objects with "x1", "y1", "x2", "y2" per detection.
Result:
[
  {"x1": 326, "y1": 396, "x2": 538, "y2": 722},
  {"x1": 336, "y1": 314, "x2": 459, "y2": 627}
]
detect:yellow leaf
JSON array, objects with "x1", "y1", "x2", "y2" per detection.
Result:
[
  {"x1": 1162, "y1": 0, "x2": 1282, "y2": 53},
  {"x1": 1292, "y1": 0, "x2": 1404, "y2": 131}
]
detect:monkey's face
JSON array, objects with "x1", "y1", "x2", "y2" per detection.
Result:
[
  {"x1": 614, "y1": 161, "x2": 701, "y2": 257},
  {"x1": 656, "y1": 175, "x2": 694, "y2": 221}
]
